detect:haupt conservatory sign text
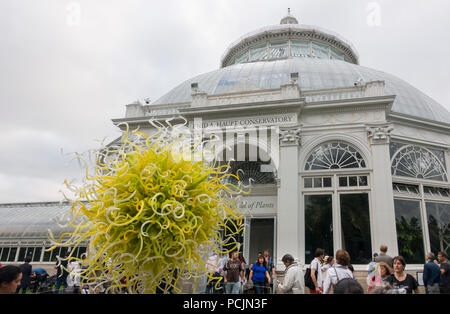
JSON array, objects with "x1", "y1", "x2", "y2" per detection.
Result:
[{"x1": 200, "y1": 113, "x2": 297, "y2": 128}]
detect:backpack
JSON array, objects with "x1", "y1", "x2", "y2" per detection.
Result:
[
  {"x1": 329, "y1": 266, "x2": 354, "y2": 293},
  {"x1": 304, "y1": 260, "x2": 320, "y2": 290}
]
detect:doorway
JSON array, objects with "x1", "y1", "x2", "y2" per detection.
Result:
[{"x1": 248, "y1": 218, "x2": 275, "y2": 264}]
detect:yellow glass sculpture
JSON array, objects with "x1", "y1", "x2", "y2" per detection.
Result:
[{"x1": 47, "y1": 120, "x2": 246, "y2": 293}]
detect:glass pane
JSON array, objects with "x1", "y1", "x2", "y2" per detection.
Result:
[
  {"x1": 50, "y1": 247, "x2": 60, "y2": 262},
  {"x1": 26, "y1": 247, "x2": 35, "y2": 260},
  {"x1": 305, "y1": 143, "x2": 366, "y2": 170},
  {"x1": 340, "y1": 194, "x2": 372, "y2": 264},
  {"x1": 1, "y1": 248, "x2": 9, "y2": 261},
  {"x1": 249, "y1": 219, "x2": 274, "y2": 264},
  {"x1": 407, "y1": 186, "x2": 420, "y2": 195},
  {"x1": 426, "y1": 202, "x2": 450, "y2": 256},
  {"x1": 359, "y1": 176, "x2": 368, "y2": 186},
  {"x1": 8, "y1": 248, "x2": 17, "y2": 262},
  {"x1": 305, "y1": 195, "x2": 333, "y2": 264},
  {"x1": 391, "y1": 146, "x2": 447, "y2": 181},
  {"x1": 339, "y1": 177, "x2": 348, "y2": 187},
  {"x1": 33, "y1": 247, "x2": 42, "y2": 262},
  {"x1": 249, "y1": 45, "x2": 267, "y2": 62},
  {"x1": 43, "y1": 248, "x2": 51, "y2": 262},
  {"x1": 268, "y1": 42, "x2": 287, "y2": 59},
  {"x1": 291, "y1": 40, "x2": 310, "y2": 57},
  {"x1": 312, "y1": 41, "x2": 329, "y2": 59},
  {"x1": 18, "y1": 247, "x2": 27, "y2": 262},
  {"x1": 330, "y1": 48, "x2": 344, "y2": 61},
  {"x1": 235, "y1": 51, "x2": 249, "y2": 64},
  {"x1": 323, "y1": 177, "x2": 332, "y2": 188},
  {"x1": 439, "y1": 188, "x2": 450, "y2": 198},
  {"x1": 304, "y1": 178, "x2": 313, "y2": 188},
  {"x1": 394, "y1": 199, "x2": 425, "y2": 264},
  {"x1": 349, "y1": 176, "x2": 358, "y2": 187},
  {"x1": 314, "y1": 177, "x2": 322, "y2": 188}
]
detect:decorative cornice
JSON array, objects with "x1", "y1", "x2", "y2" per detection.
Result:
[
  {"x1": 303, "y1": 95, "x2": 395, "y2": 114},
  {"x1": 388, "y1": 112, "x2": 450, "y2": 133},
  {"x1": 367, "y1": 124, "x2": 393, "y2": 145}
]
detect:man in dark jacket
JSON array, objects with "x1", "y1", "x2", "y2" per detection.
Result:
[
  {"x1": 55, "y1": 252, "x2": 70, "y2": 294},
  {"x1": 438, "y1": 251, "x2": 450, "y2": 294},
  {"x1": 423, "y1": 252, "x2": 441, "y2": 294},
  {"x1": 16, "y1": 256, "x2": 32, "y2": 294}
]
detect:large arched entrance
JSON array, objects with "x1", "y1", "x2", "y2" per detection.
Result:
[{"x1": 217, "y1": 140, "x2": 278, "y2": 266}]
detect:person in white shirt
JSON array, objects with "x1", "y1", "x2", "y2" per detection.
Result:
[
  {"x1": 67, "y1": 259, "x2": 82, "y2": 294},
  {"x1": 321, "y1": 255, "x2": 334, "y2": 283},
  {"x1": 310, "y1": 248, "x2": 324, "y2": 294},
  {"x1": 323, "y1": 250, "x2": 354, "y2": 294},
  {"x1": 277, "y1": 254, "x2": 305, "y2": 294}
]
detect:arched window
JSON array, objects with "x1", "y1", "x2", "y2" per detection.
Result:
[
  {"x1": 305, "y1": 142, "x2": 366, "y2": 171},
  {"x1": 217, "y1": 142, "x2": 277, "y2": 186},
  {"x1": 225, "y1": 161, "x2": 276, "y2": 186},
  {"x1": 391, "y1": 143, "x2": 449, "y2": 262},
  {"x1": 391, "y1": 145, "x2": 447, "y2": 182},
  {"x1": 303, "y1": 141, "x2": 370, "y2": 264}
]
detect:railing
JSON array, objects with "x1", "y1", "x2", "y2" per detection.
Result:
[{"x1": 205, "y1": 281, "x2": 273, "y2": 294}]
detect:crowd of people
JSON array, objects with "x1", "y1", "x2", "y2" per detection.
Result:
[
  {"x1": 205, "y1": 249, "x2": 276, "y2": 294},
  {"x1": 302, "y1": 245, "x2": 450, "y2": 294},
  {"x1": 0, "y1": 252, "x2": 85, "y2": 294},
  {"x1": 1, "y1": 245, "x2": 449, "y2": 295},
  {"x1": 204, "y1": 245, "x2": 450, "y2": 295}
]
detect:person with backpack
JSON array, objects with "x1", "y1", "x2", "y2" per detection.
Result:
[
  {"x1": 305, "y1": 248, "x2": 324, "y2": 294},
  {"x1": 322, "y1": 250, "x2": 354, "y2": 294}
]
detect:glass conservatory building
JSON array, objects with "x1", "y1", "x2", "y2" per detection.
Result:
[
  {"x1": 0, "y1": 202, "x2": 87, "y2": 270},
  {"x1": 1, "y1": 12, "x2": 449, "y2": 272}
]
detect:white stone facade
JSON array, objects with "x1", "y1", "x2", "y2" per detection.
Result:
[{"x1": 113, "y1": 74, "x2": 450, "y2": 270}]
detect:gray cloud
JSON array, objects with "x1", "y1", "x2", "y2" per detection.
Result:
[{"x1": 0, "y1": 0, "x2": 449, "y2": 202}]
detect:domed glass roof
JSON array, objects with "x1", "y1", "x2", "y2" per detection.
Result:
[
  {"x1": 151, "y1": 13, "x2": 450, "y2": 125},
  {"x1": 152, "y1": 58, "x2": 450, "y2": 125}
]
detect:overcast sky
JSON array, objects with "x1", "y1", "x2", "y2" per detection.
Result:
[{"x1": 0, "y1": 0, "x2": 449, "y2": 203}]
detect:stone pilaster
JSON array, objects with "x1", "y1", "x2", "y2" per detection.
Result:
[
  {"x1": 367, "y1": 124, "x2": 399, "y2": 256},
  {"x1": 276, "y1": 126, "x2": 302, "y2": 269}
]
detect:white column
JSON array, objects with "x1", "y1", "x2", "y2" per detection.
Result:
[
  {"x1": 367, "y1": 125, "x2": 399, "y2": 256},
  {"x1": 276, "y1": 127, "x2": 301, "y2": 270}
]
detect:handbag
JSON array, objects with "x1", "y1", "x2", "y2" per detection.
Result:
[{"x1": 304, "y1": 261, "x2": 320, "y2": 290}]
